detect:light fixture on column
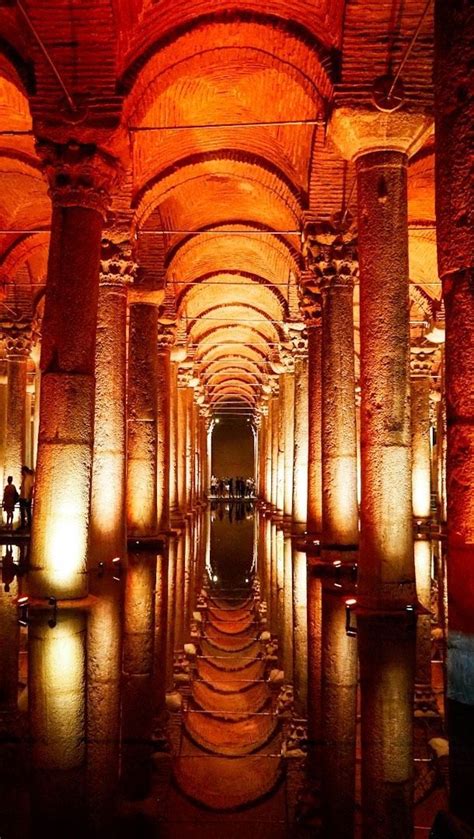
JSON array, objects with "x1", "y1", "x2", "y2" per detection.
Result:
[
  {"x1": 112, "y1": 557, "x2": 122, "y2": 582},
  {"x1": 97, "y1": 561, "x2": 105, "y2": 578},
  {"x1": 17, "y1": 595, "x2": 29, "y2": 626},
  {"x1": 48, "y1": 595, "x2": 57, "y2": 629},
  {"x1": 345, "y1": 598, "x2": 357, "y2": 637}
]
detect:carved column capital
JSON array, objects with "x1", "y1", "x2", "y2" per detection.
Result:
[
  {"x1": 35, "y1": 138, "x2": 120, "y2": 217},
  {"x1": 410, "y1": 346, "x2": 436, "y2": 378},
  {"x1": 100, "y1": 229, "x2": 136, "y2": 286},
  {"x1": 177, "y1": 368, "x2": 192, "y2": 389},
  {"x1": 156, "y1": 321, "x2": 176, "y2": 352},
  {"x1": 298, "y1": 282, "x2": 322, "y2": 328},
  {"x1": 287, "y1": 324, "x2": 308, "y2": 358},
  {"x1": 0, "y1": 319, "x2": 32, "y2": 358},
  {"x1": 303, "y1": 219, "x2": 358, "y2": 291}
]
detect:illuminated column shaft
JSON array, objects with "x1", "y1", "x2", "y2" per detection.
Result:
[
  {"x1": 271, "y1": 389, "x2": 279, "y2": 509},
  {"x1": 0, "y1": 362, "x2": 7, "y2": 489},
  {"x1": 121, "y1": 551, "x2": 156, "y2": 798},
  {"x1": 357, "y1": 151, "x2": 415, "y2": 608},
  {"x1": 321, "y1": 584, "x2": 357, "y2": 838},
  {"x1": 3, "y1": 327, "x2": 30, "y2": 481},
  {"x1": 307, "y1": 568, "x2": 323, "y2": 776},
  {"x1": 152, "y1": 551, "x2": 168, "y2": 719},
  {"x1": 306, "y1": 309, "x2": 323, "y2": 534},
  {"x1": 281, "y1": 369, "x2": 295, "y2": 520},
  {"x1": 320, "y1": 266, "x2": 358, "y2": 549},
  {"x1": 156, "y1": 324, "x2": 174, "y2": 530},
  {"x1": 292, "y1": 546, "x2": 308, "y2": 712},
  {"x1": 265, "y1": 401, "x2": 273, "y2": 504},
  {"x1": 176, "y1": 374, "x2": 187, "y2": 514},
  {"x1": 282, "y1": 535, "x2": 293, "y2": 681},
  {"x1": 358, "y1": 616, "x2": 415, "y2": 838},
  {"x1": 30, "y1": 141, "x2": 117, "y2": 599},
  {"x1": 169, "y1": 362, "x2": 180, "y2": 520},
  {"x1": 165, "y1": 534, "x2": 177, "y2": 689},
  {"x1": 410, "y1": 350, "x2": 433, "y2": 520},
  {"x1": 127, "y1": 304, "x2": 158, "y2": 536},
  {"x1": 292, "y1": 336, "x2": 309, "y2": 533},
  {"x1": 29, "y1": 611, "x2": 87, "y2": 831},
  {"x1": 87, "y1": 239, "x2": 130, "y2": 829},
  {"x1": 276, "y1": 382, "x2": 285, "y2": 514},
  {"x1": 435, "y1": 1, "x2": 474, "y2": 823},
  {"x1": 184, "y1": 388, "x2": 193, "y2": 510}
]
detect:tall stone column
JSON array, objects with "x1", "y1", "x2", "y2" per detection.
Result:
[
  {"x1": 169, "y1": 361, "x2": 180, "y2": 522},
  {"x1": 434, "y1": 1, "x2": 474, "y2": 824},
  {"x1": 264, "y1": 398, "x2": 273, "y2": 505},
  {"x1": 29, "y1": 140, "x2": 118, "y2": 599},
  {"x1": 290, "y1": 327, "x2": 308, "y2": 534},
  {"x1": 358, "y1": 615, "x2": 416, "y2": 839},
  {"x1": 280, "y1": 363, "x2": 295, "y2": 521},
  {"x1": 410, "y1": 347, "x2": 434, "y2": 521},
  {"x1": 300, "y1": 282, "x2": 323, "y2": 536},
  {"x1": 292, "y1": 545, "x2": 308, "y2": 712},
  {"x1": 184, "y1": 384, "x2": 194, "y2": 511},
  {"x1": 87, "y1": 230, "x2": 132, "y2": 830},
  {"x1": 176, "y1": 369, "x2": 188, "y2": 516},
  {"x1": 276, "y1": 378, "x2": 285, "y2": 515},
  {"x1": 306, "y1": 222, "x2": 359, "y2": 552},
  {"x1": 270, "y1": 384, "x2": 279, "y2": 509},
  {"x1": 127, "y1": 304, "x2": 158, "y2": 536},
  {"x1": 0, "y1": 355, "x2": 7, "y2": 491},
  {"x1": 156, "y1": 323, "x2": 174, "y2": 530},
  {"x1": 2, "y1": 320, "x2": 31, "y2": 489}
]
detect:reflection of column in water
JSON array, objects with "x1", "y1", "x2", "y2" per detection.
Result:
[
  {"x1": 307, "y1": 568, "x2": 323, "y2": 781},
  {"x1": 0, "y1": 573, "x2": 27, "y2": 839},
  {"x1": 321, "y1": 583, "x2": 357, "y2": 839},
  {"x1": 174, "y1": 531, "x2": 185, "y2": 650},
  {"x1": 166, "y1": 534, "x2": 177, "y2": 690},
  {"x1": 121, "y1": 551, "x2": 156, "y2": 799},
  {"x1": 153, "y1": 550, "x2": 168, "y2": 718},
  {"x1": 414, "y1": 539, "x2": 434, "y2": 698},
  {"x1": 282, "y1": 535, "x2": 293, "y2": 683},
  {"x1": 29, "y1": 610, "x2": 87, "y2": 835},
  {"x1": 358, "y1": 615, "x2": 416, "y2": 839},
  {"x1": 276, "y1": 527, "x2": 285, "y2": 638},
  {"x1": 292, "y1": 547, "x2": 308, "y2": 713}
]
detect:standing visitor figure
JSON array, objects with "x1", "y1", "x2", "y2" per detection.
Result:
[
  {"x1": 3, "y1": 476, "x2": 18, "y2": 529},
  {"x1": 19, "y1": 466, "x2": 34, "y2": 530}
]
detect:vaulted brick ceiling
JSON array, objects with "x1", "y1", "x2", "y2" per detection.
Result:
[{"x1": 0, "y1": 0, "x2": 438, "y2": 414}]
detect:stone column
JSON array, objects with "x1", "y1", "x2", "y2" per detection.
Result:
[
  {"x1": 169, "y1": 361, "x2": 180, "y2": 522},
  {"x1": 156, "y1": 323, "x2": 174, "y2": 531},
  {"x1": 358, "y1": 615, "x2": 416, "y2": 839},
  {"x1": 270, "y1": 384, "x2": 279, "y2": 510},
  {"x1": 127, "y1": 304, "x2": 158, "y2": 536},
  {"x1": 292, "y1": 545, "x2": 308, "y2": 712},
  {"x1": 87, "y1": 230, "x2": 132, "y2": 830},
  {"x1": 330, "y1": 109, "x2": 430, "y2": 608},
  {"x1": 410, "y1": 347, "x2": 434, "y2": 521},
  {"x1": 184, "y1": 384, "x2": 194, "y2": 511},
  {"x1": 434, "y1": 1, "x2": 474, "y2": 823},
  {"x1": 29, "y1": 139, "x2": 118, "y2": 599},
  {"x1": 0, "y1": 362, "x2": 6, "y2": 493},
  {"x1": 281, "y1": 363, "x2": 295, "y2": 522},
  {"x1": 176, "y1": 369, "x2": 188, "y2": 516},
  {"x1": 300, "y1": 282, "x2": 323, "y2": 535},
  {"x1": 2, "y1": 320, "x2": 31, "y2": 489},
  {"x1": 276, "y1": 379, "x2": 285, "y2": 515},
  {"x1": 290, "y1": 327, "x2": 308, "y2": 534},
  {"x1": 264, "y1": 399, "x2": 273, "y2": 505},
  {"x1": 306, "y1": 222, "x2": 359, "y2": 552}
]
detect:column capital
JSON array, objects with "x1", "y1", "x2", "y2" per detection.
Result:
[
  {"x1": 304, "y1": 219, "x2": 358, "y2": 291},
  {"x1": 298, "y1": 282, "x2": 322, "y2": 328},
  {"x1": 0, "y1": 319, "x2": 32, "y2": 359},
  {"x1": 410, "y1": 346, "x2": 436, "y2": 378},
  {"x1": 100, "y1": 230, "x2": 136, "y2": 287},
  {"x1": 329, "y1": 106, "x2": 433, "y2": 162},
  {"x1": 177, "y1": 367, "x2": 192, "y2": 389},
  {"x1": 156, "y1": 321, "x2": 176, "y2": 352},
  {"x1": 35, "y1": 138, "x2": 121, "y2": 217},
  {"x1": 287, "y1": 323, "x2": 308, "y2": 358}
]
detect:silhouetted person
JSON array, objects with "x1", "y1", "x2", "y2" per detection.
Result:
[
  {"x1": 19, "y1": 465, "x2": 34, "y2": 530},
  {"x1": 3, "y1": 476, "x2": 18, "y2": 529}
]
